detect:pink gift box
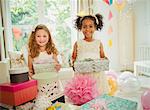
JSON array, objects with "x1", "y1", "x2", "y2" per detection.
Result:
[{"x1": 0, "y1": 80, "x2": 38, "y2": 106}]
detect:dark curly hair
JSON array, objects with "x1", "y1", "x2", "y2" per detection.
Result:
[{"x1": 74, "y1": 13, "x2": 103, "y2": 31}]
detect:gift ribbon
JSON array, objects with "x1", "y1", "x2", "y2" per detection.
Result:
[{"x1": 90, "y1": 100, "x2": 108, "y2": 110}]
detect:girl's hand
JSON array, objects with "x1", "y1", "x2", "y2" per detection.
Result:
[
  {"x1": 55, "y1": 63, "x2": 61, "y2": 72},
  {"x1": 28, "y1": 71, "x2": 33, "y2": 79}
]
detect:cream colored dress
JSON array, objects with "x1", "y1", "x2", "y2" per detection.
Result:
[
  {"x1": 33, "y1": 51, "x2": 55, "y2": 64},
  {"x1": 33, "y1": 51, "x2": 57, "y2": 73},
  {"x1": 33, "y1": 51, "x2": 63, "y2": 101},
  {"x1": 76, "y1": 39, "x2": 110, "y2": 94}
]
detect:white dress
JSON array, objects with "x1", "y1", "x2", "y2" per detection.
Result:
[
  {"x1": 76, "y1": 39, "x2": 110, "y2": 94},
  {"x1": 76, "y1": 39, "x2": 100, "y2": 61},
  {"x1": 33, "y1": 51, "x2": 63, "y2": 102},
  {"x1": 33, "y1": 51, "x2": 57, "y2": 73},
  {"x1": 33, "y1": 51, "x2": 54, "y2": 64}
]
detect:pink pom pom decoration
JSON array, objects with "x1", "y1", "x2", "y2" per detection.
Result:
[{"x1": 64, "y1": 74, "x2": 99, "y2": 106}]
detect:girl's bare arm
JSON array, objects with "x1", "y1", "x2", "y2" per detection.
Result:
[
  {"x1": 28, "y1": 55, "x2": 33, "y2": 77},
  {"x1": 53, "y1": 54, "x2": 61, "y2": 72},
  {"x1": 72, "y1": 42, "x2": 77, "y2": 65},
  {"x1": 100, "y1": 42, "x2": 106, "y2": 58}
]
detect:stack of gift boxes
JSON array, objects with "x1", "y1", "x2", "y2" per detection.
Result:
[
  {"x1": 29, "y1": 63, "x2": 67, "y2": 109},
  {"x1": 0, "y1": 52, "x2": 38, "y2": 109},
  {"x1": 0, "y1": 80, "x2": 37, "y2": 107},
  {"x1": 32, "y1": 63, "x2": 65, "y2": 104},
  {"x1": 0, "y1": 53, "x2": 66, "y2": 109},
  {"x1": 73, "y1": 59, "x2": 138, "y2": 110},
  {"x1": 0, "y1": 69, "x2": 38, "y2": 109},
  {"x1": 0, "y1": 55, "x2": 138, "y2": 110},
  {"x1": 80, "y1": 94, "x2": 138, "y2": 110}
]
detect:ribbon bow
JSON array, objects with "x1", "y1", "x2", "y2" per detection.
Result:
[{"x1": 90, "y1": 100, "x2": 108, "y2": 110}]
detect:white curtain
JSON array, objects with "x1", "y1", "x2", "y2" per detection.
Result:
[
  {"x1": 77, "y1": 0, "x2": 93, "y2": 15},
  {"x1": 118, "y1": 10, "x2": 135, "y2": 71},
  {"x1": 1, "y1": 0, "x2": 14, "y2": 56},
  {"x1": 0, "y1": 0, "x2": 6, "y2": 60},
  {"x1": 77, "y1": 0, "x2": 93, "y2": 40}
]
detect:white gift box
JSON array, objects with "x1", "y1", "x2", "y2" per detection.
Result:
[
  {"x1": 32, "y1": 72, "x2": 58, "y2": 84},
  {"x1": 74, "y1": 59, "x2": 109, "y2": 73},
  {"x1": 33, "y1": 63, "x2": 56, "y2": 74},
  {"x1": 32, "y1": 72, "x2": 64, "y2": 102}
]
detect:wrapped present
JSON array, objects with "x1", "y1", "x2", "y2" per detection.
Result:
[
  {"x1": 16, "y1": 102, "x2": 34, "y2": 110},
  {"x1": 32, "y1": 72, "x2": 58, "y2": 85},
  {"x1": 33, "y1": 63, "x2": 56, "y2": 74},
  {"x1": 74, "y1": 58, "x2": 109, "y2": 73},
  {"x1": 32, "y1": 94, "x2": 52, "y2": 110},
  {"x1": 8, "y1": 51, "x2": 29, "y2": 83},
  {"x1": 47, "y1": 102, "x2": 80, "y2": 110},
  {"x1": 37, "y1": 81, "x2": 65, "y2": 103},
  {"x1": 9, "y1": 67, "x2": 29, "y2": 83},
  {"x1": 1, "y1": 101, "x2": 34, "y2": 110},
  {"x1": 0, "y1": 103, "x2": 14, "y2": 109},
  {"x1": 0, "y1": 80, "x2": 37, "y2": 106},
  {"x1": 81, "y1": 94, "x2": 137, "y2": 110},
  {"x1": 32, "y1": 72, "x2": 65, "y2": 103}
]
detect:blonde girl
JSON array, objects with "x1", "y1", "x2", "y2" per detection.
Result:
[{"x1": 28, "y1": 24, "x2": 61, "y2": 77}]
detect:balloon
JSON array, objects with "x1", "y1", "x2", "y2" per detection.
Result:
[
  {"x1": 106, "y1": 71, "x2": 118, "y2": 80},
  {"x1": 141, "y1": 89, "x2": 150, "y2": 110},
  {"x1": 118, "y1": 71, "x2": 135, "y2": 81},
  {"x1": 117, "y1": 0, "x2": 123, "y2": 4},
  {"x1": 109, "y1": 0, "x2": 113, "y2": 5},
  {"x1": 108, "y1": 77, "x2": 117, "y2": 96},
  {"x1": 103, "y1": 0, "x2": 109, "y2": 5},
  {"x1": 114, "y1": 0, "x2": 126, "y2": 13},
  {"x1": 117, "y1": 71, "x2": 139, "y2": 93},
  {"x1": 103, "y1": 0, "x2": 113, "y2": 5},
  {"x1": 118, "y1": 76, "x2": 140, "y2": 94}
]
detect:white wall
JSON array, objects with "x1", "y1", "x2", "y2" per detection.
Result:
[
  {"x1": 93, "y1": 1, "x2": 121, "y2": 71},
  {"x1": 134, "y1": 0, "x2": 150, "y2": 60},
  {"x1": 92, "y1": 0, "x2": 150, "y2": 71}
]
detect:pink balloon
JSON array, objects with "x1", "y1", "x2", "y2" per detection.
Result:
[
  {"x1": 105, "y1": 71, "x2": 118, "y2": 80},
  {"x1": 117, "y1": 0, "x2": 123, "y2": 4},
  {"x1": 141, "y1": 89, "x2": 150, "y2": 110}
]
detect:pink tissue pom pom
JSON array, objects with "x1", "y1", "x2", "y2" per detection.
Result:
[{"x1": 64, "y1": 74, "x2": 100, "y2": 106}]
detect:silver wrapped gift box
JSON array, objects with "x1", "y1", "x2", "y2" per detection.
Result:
[
  {"x1": 74, "y1": 58, "x2": 109, "y2": 73},
  {"x1": 33, "y1": 63, "x2": 56, "y2": 74}
]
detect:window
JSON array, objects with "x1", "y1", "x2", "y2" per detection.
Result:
[
  {"x1": 3, "y1": 0, "x2": 77, "y2": 66},
  {"x1": 9, "y1": 0, "x2": 75, "y2": 52}
]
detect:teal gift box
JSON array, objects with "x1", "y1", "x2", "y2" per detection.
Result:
[{"x1": 81, "y1": 94, "x2": 137, "y2": 110}]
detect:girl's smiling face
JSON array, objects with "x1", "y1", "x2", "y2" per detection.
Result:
[
  {"x1": 81, "y1": 19, "x2": 96, "y2": 39},
  {"x1": 35, "y1": 29, "x2": 49, "y2": 48}
]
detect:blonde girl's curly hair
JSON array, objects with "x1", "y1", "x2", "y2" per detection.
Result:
[{"x1": 28, "y1": 24, "x2": 58, "y2": 58}]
